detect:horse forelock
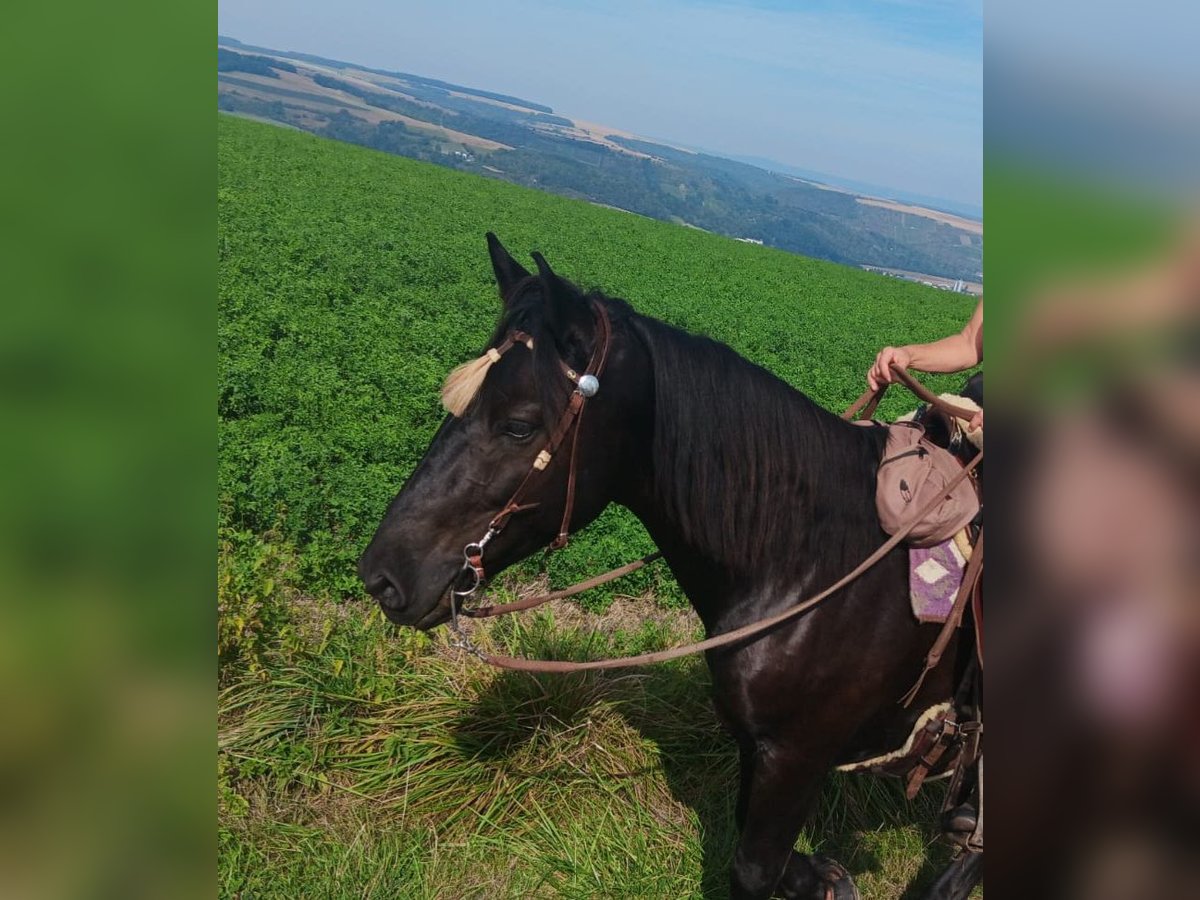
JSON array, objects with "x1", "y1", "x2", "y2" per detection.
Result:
[{"x1": 448, "y1": 277, "x2": 604, "y2": 425}]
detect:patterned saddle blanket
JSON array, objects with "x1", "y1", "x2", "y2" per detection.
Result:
[{"x1": 910, "y1": 528, "x2": 974, "y2": 623}]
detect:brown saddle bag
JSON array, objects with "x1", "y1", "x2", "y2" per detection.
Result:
[{"x1": 874, "y1": 421, "x2": 979, "y2": 547}]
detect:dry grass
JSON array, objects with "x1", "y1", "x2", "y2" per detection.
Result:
[{"x1": 219, "y1": 571, "x2": 970, "y2": 898}]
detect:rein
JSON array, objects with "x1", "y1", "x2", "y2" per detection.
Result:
[
  {"x1": 459, "y1": 454, "x2": 980, "y2": 671},
  {"x1": 447, "y1": 352, "x2": 982, "y2": 673},
  {"x1": 841, "y1": 368, "x2": 981, "y2": 425}
]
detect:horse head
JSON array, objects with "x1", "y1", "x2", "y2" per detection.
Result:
[{"x1": 357, "y1": 234, "x2": 648, "y2": 628}]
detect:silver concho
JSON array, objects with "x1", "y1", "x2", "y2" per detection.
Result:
[{"x1": 577, "y1": 374, "x2": 600, "y2": 397}]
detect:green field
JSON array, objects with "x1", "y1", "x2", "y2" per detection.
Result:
[{"x1": 218, "y1": 112, "x2": 978, "y2": 898}]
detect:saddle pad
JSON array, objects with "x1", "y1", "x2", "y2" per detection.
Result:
[
  {"x1": 835, "y1": 701, "x2": 952, "y2": 776},
  {"x1": 910, "y1": 528, "x2": 972, "y2": 623}
]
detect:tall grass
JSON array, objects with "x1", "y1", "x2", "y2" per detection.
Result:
[{"x1": 219, "y1": 534, "x2": 964, "y2": 898}]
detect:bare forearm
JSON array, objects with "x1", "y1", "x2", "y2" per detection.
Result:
[
  {"x1": 867, "y1": 299, "x2": 982, "y2": 391},
  {"x1": 907, "y1": 299, "x2": 983, "y2": 372},
  {"x1": 902, "y1": 332, "x2": 981, "y2": 373}
]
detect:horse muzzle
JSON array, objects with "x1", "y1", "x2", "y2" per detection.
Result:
[{"x1": 358, "y1": 552, "x2": 459, "y2": 629}]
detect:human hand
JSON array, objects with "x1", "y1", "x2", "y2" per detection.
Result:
[
  {"x1": 867, "y1": 346, "x2": 912, "y2": 391},
  {"x1": 968, "y1": 407, "x2": 983, "y2": 432}
]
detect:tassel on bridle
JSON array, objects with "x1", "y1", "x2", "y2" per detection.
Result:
[
  {"x1": 441, "y1": 348, "x2": 501, "y2": 417},
  {"x1": 441, "y1": 332, "x2": 533, "y2": 417}
]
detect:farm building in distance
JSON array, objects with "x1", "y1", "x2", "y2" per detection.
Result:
[{"x1": 861, "y1": 265, "x2": 982, "y2": 296}]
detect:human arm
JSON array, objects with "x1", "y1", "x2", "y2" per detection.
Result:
[
  {"x1": 867, "y1": 298, "x2": 983, "y2": 390},
  {"x1": 868, "y1": 298, "x2": 984, "y2": 429}
]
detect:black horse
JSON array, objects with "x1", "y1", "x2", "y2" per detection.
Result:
[{"x1": 359, "y1": 235, "x2": 982, "y2": 899}]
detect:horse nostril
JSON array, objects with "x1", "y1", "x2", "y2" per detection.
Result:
[
  {"x1": 360, "y1": 565, "x2": 398, "y2": 600},
  {"x1": 363, "y1": 575, "x2": 389, "y2": 597},
  {"x1": 359, "y1": 549, "x2": 393, "y2": 596}
]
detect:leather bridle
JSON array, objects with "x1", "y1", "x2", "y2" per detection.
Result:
[{"x1": 449, "y1": 301, "x2": 614, "y2": 621}]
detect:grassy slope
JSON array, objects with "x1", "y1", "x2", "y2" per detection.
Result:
[
  {"x1": 218, "y1": 113, "x2": 973, "y2": 599},
  {"x1": 218, "y1": 113, "x2": 978, "y2": 898}
]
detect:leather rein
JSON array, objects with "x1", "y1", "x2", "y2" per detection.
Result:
[{"x1": 446, "y1": 321, "x2": 982, "y2": 674}]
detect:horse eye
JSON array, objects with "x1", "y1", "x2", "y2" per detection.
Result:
[{"x1": 502, "y1": 420, "x2": 535, "y2": 439}]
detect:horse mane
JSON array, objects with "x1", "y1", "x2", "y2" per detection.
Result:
[{"x1": 627, "y1": 312, "x2": 888, "y2": 575}]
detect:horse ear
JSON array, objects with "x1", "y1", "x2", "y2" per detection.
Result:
[
  {"x1": 531, "y1": 251, "x2": 593, "y2": 364},
  {"x1": 486, "y1": 232, "x2": 531, "y2": 304}
]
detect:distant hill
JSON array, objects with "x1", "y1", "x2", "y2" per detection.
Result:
[
  {"x1": 216, "y1": 35, "x2": 554, "y2": 113},
  {"x1": 728, "y1": 154, "x2": 983, "y2": 222},
  {"x1": 216, "y1": 36, "x2": 982, "y2": 283}
]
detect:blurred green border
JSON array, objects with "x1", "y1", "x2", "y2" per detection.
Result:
[
  {"x1": 983, "y1": 161, "x2": 1177, "y2": 372},
  {"x1": 0, "y1": 4, "x2": 215, "y2": 897}
]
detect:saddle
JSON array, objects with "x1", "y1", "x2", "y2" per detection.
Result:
[
  {"x1": 906, "y1": 377, "x2": 984, "y2": 855},
  {"x1": 864, "y1": 373, "x2": 985, "y2": 855}
]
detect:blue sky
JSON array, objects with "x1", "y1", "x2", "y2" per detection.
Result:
[{"x1": 217, "y1": 0, "x2": 982, "y2": 208}]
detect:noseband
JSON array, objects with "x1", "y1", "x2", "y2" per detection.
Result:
[{"x1": 450, "y1": 302, "x2": 613, "y2": 615}]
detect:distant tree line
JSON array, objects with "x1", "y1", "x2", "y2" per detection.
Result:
[
  {"x1": 310, "y1": 75, "x2": 574, "y2": 139},
  {"x1": 218, "y1": 92, "x2": 288, "y2": 121},
  {"x1": 219, "y1": 40, "x2": 555, "y2": 113},
  {"x1": 218, "y1": 48, "x2": 296, "y2": 79}
]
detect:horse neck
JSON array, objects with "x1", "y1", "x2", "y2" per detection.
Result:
[{"x1": 618, "y1": 315, "x2": 885, "y2": 624}]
